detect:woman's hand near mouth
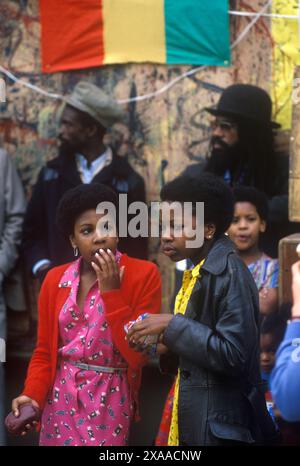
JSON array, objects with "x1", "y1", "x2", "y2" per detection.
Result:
[{"x1": 91, "y1": 248, "x2": 125, "y2": 293}]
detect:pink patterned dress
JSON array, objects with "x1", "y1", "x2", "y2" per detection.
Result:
[{"x1": 39, "y1": 254, "x2": 133, "y2": 446}]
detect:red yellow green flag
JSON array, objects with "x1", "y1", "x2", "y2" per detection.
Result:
[{"x1": 40, "y1": 0, "x2": 230, "y2": 73}]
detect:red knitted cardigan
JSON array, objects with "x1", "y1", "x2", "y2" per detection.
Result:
[{"x1": 22, "y1": 254, "x2": 162, "y2": 421}]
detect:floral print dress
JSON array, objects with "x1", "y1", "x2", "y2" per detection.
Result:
[{"x1": 39, "y1": 254, "x2": 133, "y2": 446}]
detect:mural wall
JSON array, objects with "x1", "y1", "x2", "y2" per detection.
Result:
[{"x1": 0, "y1": 0, "x2": 291, "y2": 311}]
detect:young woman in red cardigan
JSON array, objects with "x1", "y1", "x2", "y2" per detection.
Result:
[{"x1": 10, "y1": 183, "x2": 161, "y2": 446}]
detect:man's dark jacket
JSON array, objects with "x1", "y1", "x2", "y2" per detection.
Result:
[
  {"x1": 160, "y1": 235, "x2": 278, "y2": 445},
  {"x1": 183, "y1": 154, "x2": 299, "y2": 257},
  {"x1": 22, "y1": 149, "x2": 147, "y2": 273}
]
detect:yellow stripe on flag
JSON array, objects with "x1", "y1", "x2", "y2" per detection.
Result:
[{"x1": 102, "y1": 0, "x2": 166, "y2": 64}]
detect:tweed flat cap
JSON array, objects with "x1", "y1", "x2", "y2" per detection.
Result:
[{"x1": 63, "y1": 81, "x2": 125, "y2": 128}]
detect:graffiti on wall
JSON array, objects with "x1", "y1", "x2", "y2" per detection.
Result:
[{"x1": 0, "y1": 0, "x2": 282, "y2": 309}]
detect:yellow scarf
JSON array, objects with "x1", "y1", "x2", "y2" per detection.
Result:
[{"x1": 167, "y1": 259, "x2": 205, "y2": 446}]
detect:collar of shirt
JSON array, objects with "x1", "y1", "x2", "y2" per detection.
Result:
[
  {"x1": 183, "y1": 259, "x2": 205, "y2": 280},
  {"x1": 75, "y1": 146, "x2": 113, "y2": 184},
  {"x1": 175, "y1": 259, "x2": 205, "y2": 316},
  {"x1": 58, "y1": 257, "x2": 81, "y2": 289},
  {"x1": 223, "y1": 168, "x2": 247, "y2": 186}
]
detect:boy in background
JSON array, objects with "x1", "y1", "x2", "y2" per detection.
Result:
[{"x1": 228, "y1": 187, "x2": 279, "y2": 318}]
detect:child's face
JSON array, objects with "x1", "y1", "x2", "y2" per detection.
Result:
[
  {"x1": 70, "y1": 209, "x2": 118, "y2": 268},
  {"x1": 227, "y1": 202, "x2": 266, "y2": 252},
  {"x1": 160, "y1": 208, "x2": 214, "y2": 262},
  {"x1": 260, "y1": 333, "x2": 278, "y2": 374}
]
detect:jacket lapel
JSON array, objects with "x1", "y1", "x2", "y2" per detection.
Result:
[{"x1": 48, "y1": 156, "x2": 81, "y2": 187}]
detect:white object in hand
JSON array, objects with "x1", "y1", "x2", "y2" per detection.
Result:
[{"x1": 297, "y1": 243, "x2": 300, "y2": 258}]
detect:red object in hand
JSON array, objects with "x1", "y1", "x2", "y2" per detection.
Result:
[{"x1": 5, "y1": 403, "x2": 40, "y2": 435}]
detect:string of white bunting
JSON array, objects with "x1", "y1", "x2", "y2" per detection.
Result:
[{"x1": 0, "y1": 1, "x2": 296, "y2": 105}]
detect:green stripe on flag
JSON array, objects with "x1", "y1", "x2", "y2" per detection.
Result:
[{"x1": 164, "y1": 0, "x2": 230, "y2": 66}]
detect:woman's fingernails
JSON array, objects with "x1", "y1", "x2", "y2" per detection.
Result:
[
  {"x1": 100, "y1": 248, "x2": 104, "y2": 253},
  {"x1": 107, "y1": 249, "x2": 111, "y2": 253}
]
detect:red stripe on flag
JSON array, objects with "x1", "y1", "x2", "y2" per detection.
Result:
[{"x1": 40, "y1": 0, "x2": 105, "y2": 73}]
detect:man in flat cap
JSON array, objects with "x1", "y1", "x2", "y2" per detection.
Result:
[
  {"x1": 22, "y1": 81, "x2": 147, "y2": 281},
  {"x1": 184, "y1": 83, "x2": 296, "y2": 258}
]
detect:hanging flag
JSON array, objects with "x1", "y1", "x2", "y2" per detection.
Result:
[{"x1": 40, "y1": 0, "x2": 230, "y2": 73}]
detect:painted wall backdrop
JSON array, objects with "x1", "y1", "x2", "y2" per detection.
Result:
[{"x1": 0, "y1": 0, "x2": 296, "y2": 312}]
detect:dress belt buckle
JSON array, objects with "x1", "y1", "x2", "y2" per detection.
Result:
[{"x1": 72, "y1": 361, "x2": 126, "y2": 374}]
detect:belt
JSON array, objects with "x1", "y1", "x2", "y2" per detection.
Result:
[{"x1": 68, "y1": 361, "x2": 127, "y2": 374}]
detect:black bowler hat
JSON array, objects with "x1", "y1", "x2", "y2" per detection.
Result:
[{"x1": 205, "y1": 84, "x2": 280, "y2": 129}]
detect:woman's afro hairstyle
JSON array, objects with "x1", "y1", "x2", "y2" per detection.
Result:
[
  {"x1": 160, "y1": 172, "x2": 234, "y2": 237},
  {"x1": 56, "y1": 182, "x2": 118, "y2": 238}
]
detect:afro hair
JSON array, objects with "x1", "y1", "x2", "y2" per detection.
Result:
[
  {"x1": 261, "y1": 312, "x2": 287, "y2": 344},
  {"x1": 56, "y1": 182, "x2": 118, "y2": 238},
  {"x1": 232, "y1": 186, "x2": 269, "y2": 221},
  {"x1": 160, "y1": 172, "x2": 234, "y2": 237}
]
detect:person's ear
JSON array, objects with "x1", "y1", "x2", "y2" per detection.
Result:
[
  {"x1": 260, "y1": 220, "x2": 266, "y2": 233},
  {"x1": 69, "y1": 234, "x2": 76, "y2": 249},
  {"x1": 204, "y1": 223, "x2": 216, "y2": 240}
]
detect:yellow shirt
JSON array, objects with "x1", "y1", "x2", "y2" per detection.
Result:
[{"x1": 168, "y1": 259, "x2": 205, "y2": 446}]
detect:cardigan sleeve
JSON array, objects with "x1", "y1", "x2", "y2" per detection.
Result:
[
  {"x1": 102, "y1": 262, "x2": 162, "y2": 369},
  {"x1": 21, "y1": 271, "x2": 59, "y2": 408}
]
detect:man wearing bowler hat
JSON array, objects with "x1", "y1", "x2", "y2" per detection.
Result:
[
  {"x1": 184, "y1": 83, "x2": 295, "y2": 257},
  {"x1": 22, "y1": 81, "x2": 147, "y2": 281}
]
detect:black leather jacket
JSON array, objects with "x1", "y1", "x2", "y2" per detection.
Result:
[{"x1": 161, "y1": 235, "x2": 277, "y2": 445}]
